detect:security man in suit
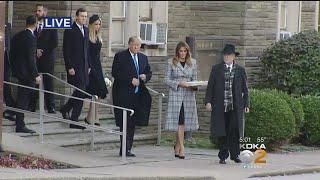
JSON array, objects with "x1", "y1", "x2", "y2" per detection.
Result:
[
  {"x1": 29, "y1": 4, "x2": 58, "y2": 114},
  {"x1": 10, "y1": 15, "x2": 41, "y2": 133},
  {"x1": 61, "y1": 8, "x2": 91, "y2": 129}
]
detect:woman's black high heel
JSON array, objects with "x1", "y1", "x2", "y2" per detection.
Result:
[
  {"x1": 174, "y1": 145, "x2": 179, "y2": 158},
  {"x1": 84, "y1": 118, "x2": 100, "y2": 126},
  {"x1": 84, "y1": 118, "x2": 90, "y2": 124}
]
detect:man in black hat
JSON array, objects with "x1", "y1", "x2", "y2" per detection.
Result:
[{"x1": 204, "y1": 44, "x2": 250, "y2": 164}]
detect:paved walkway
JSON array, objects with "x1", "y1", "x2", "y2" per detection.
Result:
[{"x1": 1, "y1": 133, "x2": 320, "y2": 179}]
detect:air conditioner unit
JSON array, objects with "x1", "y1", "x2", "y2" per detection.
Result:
[
  {"x1": 139, "y1": 22, "x2": 167, "y2": 45},
  {"x1": 280, "y1": 31, "x2": 292, "y2": 40}
]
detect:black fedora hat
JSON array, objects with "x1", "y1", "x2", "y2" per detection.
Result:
[{"x1": 223, "y1": 44, "x2": 240, "y2": 56}]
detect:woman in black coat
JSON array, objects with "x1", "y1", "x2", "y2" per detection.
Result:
[{"x1": 84, "y1": 15, "x2": 108, "y2": 126}]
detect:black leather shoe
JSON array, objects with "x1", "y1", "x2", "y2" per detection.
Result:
[
  {"x1": 119, "y1": 151, "x2": 136, "y2": 157},
  {"x1": 178, "y1": 155, "x2": 185, "y2": 159},
  {"x1": 3, "y1": 112, "x2": 16, "y2": 121},
  {"x1": 48, "y1": 108, "x2": 56, "y2": 114},
  {"x1": 232, "y1": 157, "x2": 242, "y2": 163},
  {"x1": 69, "y1": 124, "x2": 86, "y2": 130},
  {"x1": 219, "y1": 159, "x2": 226, "y2": 164},
  {"x1": 16, "y1": 127, "x2": 36, "y2": 134},
  {"x1": 60, "y1": 108, "x2": 70, "y2": 119}
]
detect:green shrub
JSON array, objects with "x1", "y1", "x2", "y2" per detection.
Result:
[
  {"x1": 299, "y1": 96, "x2": 320, "y2": 145},
  {"x1": 263, "y1": 89, "x2": 304, "y2": 136},
  {"x1": 245, "y1": 89, "x2": 295, "y2": 150},
  {"x1": 258, "y1": 30, "x2": 320, "y2": 95}
]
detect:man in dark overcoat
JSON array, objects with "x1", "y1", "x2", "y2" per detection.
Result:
[
  {"x1": 205, "y1": 44, "x2": 250, "y2": 164},
  {"x1": 112, "y1": 36, "x2": 152, "y2": 157},
  {"x1": 60, "y1": 8, "x2": 90, "y2": 129}
]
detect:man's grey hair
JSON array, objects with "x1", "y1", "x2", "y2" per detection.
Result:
[{"x1": 128, "y1": 36, "x2": 142, "y2": 44}]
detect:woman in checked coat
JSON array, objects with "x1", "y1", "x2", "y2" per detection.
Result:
[{"x1": 164, "y1": 41, "x2": 199, "y2": 159}]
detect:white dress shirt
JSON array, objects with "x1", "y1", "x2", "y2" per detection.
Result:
[
  {"x1": 76, "y1": 22, "x2": 84, "y2": 37},
  {"x1": 26, "y1": 28, "x2": 34, "y2": 36},
  {"x1": 129, "y1": 50, "x2": 139, "y2": 66},
  {"x1": 226, "y1": 63, "x2": 233, "y2": 72}
]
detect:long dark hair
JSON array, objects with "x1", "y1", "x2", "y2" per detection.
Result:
[{"x1": 172, "y1": 41, "x2": 192, "y2": 67}]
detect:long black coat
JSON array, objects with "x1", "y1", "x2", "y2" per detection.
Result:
[
  {"x1": 205, "y1": 62, "x2": 249, "y2": 137},
  {"x1": 112, "y1": 49, "x2": 152, "y2": 127},
  {"x1": 34, "y1": 27, "x2": 58, "y2": 72},
  {"x1": 10, "y1": 29, "x2": 38, "y2": 83},
  {"x1": 63, "y1": 22, "x2": 90, "y2": 90}
]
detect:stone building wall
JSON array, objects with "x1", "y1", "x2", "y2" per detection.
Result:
[
  {"x1": 8, "y1": 1, "x2": 319, "y2": 135},
  {"x1": 301, "y1": 1, "x2": 319, "y2": 31}
]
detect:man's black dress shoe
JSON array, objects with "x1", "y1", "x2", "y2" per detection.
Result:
[
  {"x1": 219, "y1": 159, "x2": 226, "y2": 164},
  {"x1": 16, "y1": 127, "x2": 36, "y2": 134},
  {"x1": 3, "y1": 112, "x2": 16, "y2": 121},
  {"x1": 60, "y1": 108, "x2": 70, "y2": 119},
  {"x1": 48, "y1": 108, "x2": 56, "y2": 114},
  {"x1": 119, "y1": 151, "x2": 136, "y2": 157},
  {"x1": 69, "y1": 124, "x2": 86, "y2": 130},
  {"x1": 231, "y1": 157, "x2": 242, "y2": 163}
]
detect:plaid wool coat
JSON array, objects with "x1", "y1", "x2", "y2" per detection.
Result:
[{"x1": 164, "y1": 58, "x2": 199, "y2": 131}]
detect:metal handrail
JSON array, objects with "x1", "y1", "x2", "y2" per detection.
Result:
[
  {"x1": 145, "y1": 86, "x2": 165, "y2": 146},
  {"x1": 4, "y1": 106, "x2": 122, "y2": 135},
  {"x1": 3, "y1": 73, "x2": 133, "y2": 163},
  {"x1": 3, "y1": 81, "x2": 134, "y2": 116},
  {"x1": 146, "y1": 86, "x2": 165, "y2": 97},
  {"x1": 41, "y1": 73, "x2": 93, "y2": 98}
]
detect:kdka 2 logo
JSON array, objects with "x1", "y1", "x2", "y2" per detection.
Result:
[
  {"x1": 239, "y1": 137, "x2": 267, "y2": 168},
  {"x1": 43, "y1": 17, "x2": 72, "y2": 29}
]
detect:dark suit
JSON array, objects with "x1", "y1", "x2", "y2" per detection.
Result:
[
  {"x1": 62, "y1": 22, "x2": 90, "y2": 122},
  {"x1": 112, "y1": 49, "x2": 152, "y2": 153},
  {"x1": 29, "y1": 25, "x2": 58, "y2": 111},
  {"x1": 10, "y1": 29, "x2": 38, "y2": 129}
]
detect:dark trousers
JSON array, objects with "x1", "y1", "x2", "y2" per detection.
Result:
[
  {"x1": 217, "y1": 110, "x2": 240, "y2": 160},
  {"x1": 3, "y1": 50, "x2": 16, "y2": 113},
  {"x1": 119, "y1": 117, "x2": 136, "y2": 153},
  {"x1": 62, "y1": 89, "x2": 86, "y2": 121},
  {"x1": 15, "y1": 80, "x2": 36, "y2": 129},
  {"x1": 119, "y1": 95, "x2": 138, "y2": 153},
  {"x1": 29, "y1": 62, "x2": 55, "y2": 111}
]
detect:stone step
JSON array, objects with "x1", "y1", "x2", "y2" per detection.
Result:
[
  {"x1": 4, "y1": 111, "x2": 159, "y2": 152},
  {"x1": 42, "y1": 133, "x2": 157, "y2": 152}
]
